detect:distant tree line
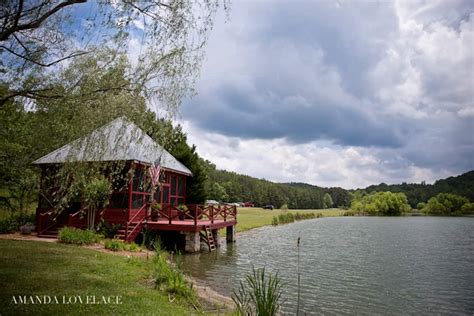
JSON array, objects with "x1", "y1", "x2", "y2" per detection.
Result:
[
  {"x1": 203, "y1": 163, "x2": 474, "y2": 212},
  {"x1": 203, "y1": 163, "x2": 351, "y2": 209},
  {"x1": 359, "y1": 172, "x2": 474, "y2": 208}
]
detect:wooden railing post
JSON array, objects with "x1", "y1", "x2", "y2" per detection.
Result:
[
  {"x1": 125, "y1": 222, "x2": 129, "y2": 242},
  {"x1": 168, "y1": 205, "x2": 172, "y2": 225},
  {"x1": 211, "y1": 206, "x2": 215, "y2": 224},
  {"x1": 38, "y1": 216, "x2": 42, "y2": 234}
]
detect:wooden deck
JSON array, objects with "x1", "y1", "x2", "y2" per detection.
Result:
[
  {"x1": 37, "y1": 204, "x2": 237, "y2": 242},
  {"x1": 143, "y1": 204, "x2": 237, "y2": 232},
  {"x1": 145, "y1": 218, "x2": 237, "y2": 232}
]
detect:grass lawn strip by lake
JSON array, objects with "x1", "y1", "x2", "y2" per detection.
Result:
[
  {"x1": 235, "y1": 207, "x2": 344, "y2": 232},
  {"x1": 0, "y1": 239, "x2": 193, "y2": 315}
]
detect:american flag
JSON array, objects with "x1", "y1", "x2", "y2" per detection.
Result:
[{"x1": 149, "y1": 162, "x2": 161, "y2": 188}]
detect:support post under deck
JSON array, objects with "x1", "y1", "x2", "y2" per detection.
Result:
[
  {"x1": 184, "y1": 231, "x2": 200, "y2": 253},
  {"x1": 212, "y1": 229, "x2": 221, "y2": 248},
  {"x1": 226, "y1": 225, "x2": 236, "y2": 243}
]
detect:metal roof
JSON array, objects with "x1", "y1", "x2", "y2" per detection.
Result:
[{"x1": 33, "y1": 117, "x2": 193, "y2": 176}]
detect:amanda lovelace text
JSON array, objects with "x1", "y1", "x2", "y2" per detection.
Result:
[{"x1": 11, "y1": 295, "x2": 123, "y2": 305}]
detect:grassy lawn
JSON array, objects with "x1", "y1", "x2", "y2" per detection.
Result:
[
  {"x1": 0, "y1": 239, "x2": 194, "y2": 316},
  {"x1": 235, "y1": 207, "x2": 345, "y2": 232}
]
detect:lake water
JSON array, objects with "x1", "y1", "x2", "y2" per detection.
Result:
[{"x1": 182, "y1": 217, "x2": 474, "y2": 315}]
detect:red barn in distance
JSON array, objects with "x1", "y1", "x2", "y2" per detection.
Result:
[{"x1": 33, "y1": 118, "x2": 236, "y2": 252}]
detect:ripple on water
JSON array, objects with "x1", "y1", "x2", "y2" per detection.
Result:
[{"x1": 182, "y1": 217, "x2": 474, "y2": 315}]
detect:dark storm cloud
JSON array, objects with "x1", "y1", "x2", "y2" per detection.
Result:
[
  {"x1": 184, "y1": 88, "x2": 403, "y2": 147},
  {"x1": 181, "y1": 0, "x2": 473, "y2": 180},
  {"x1": 181, "y1": 1, "x2": 411, "y2": 147}
]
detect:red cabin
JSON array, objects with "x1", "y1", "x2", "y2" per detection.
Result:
[{"x1": 33, "y1": 118, "x2": 236, "y2": 252}]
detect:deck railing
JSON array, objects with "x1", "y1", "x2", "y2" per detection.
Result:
[
  {"x1": 153, "y1": 204, "x2": 237, "y2": 225},
  {"x1": 125, "y1": 203, "x2": 148, "y2": 240},
  {"x1": 37, "y1": 210, "x2": 55, "y2": 235},
  {"x1": 68, "y1": 209, "x2": 86, "y2": 227}
]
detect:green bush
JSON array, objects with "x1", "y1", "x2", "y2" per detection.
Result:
[
  {"x1": 0, "y1": 216, "x2": 18, "y2": 233},
  {"x1": 422, "y1": 193, "x2": 470, "y2": 216},
  {"x1": 461, "y1": 202, "x2": 474, "y2": 215},
  {"x1": 104, "y1": 239, "x2": 126, "y2": 251},
  {"x1": 351, "y1": 191, "x2": 411, "y2": 215},
  {"x1": 0, "y1": 212, "x2": 36, "y2": 233},
  {"x1": 127, "y1": 242, "x2": 142, "y2": 252},
  {"x1": 272, "y1": 212, "x2": 317, "y2": 226},
  {"x1": 278, "y1": 212, "x2": 295, "y2": 224},
  {"x1": 343, "y1": 210, "x2": 356, "y2": 216},
  {"x1": 142, "y1": 228, "x2": 162, "y2": 250},
  {"x1": 97, "y1": 221, "x2": 122, "y2": 239},
  {"x1": 12, "y1": 212, "x2": 36, "y2": 226},
  {"x1": 58, "y1": 227, "x2": 102, "y2": 245},
  {"x1": 271, "y1": 216, "x2": 279, "y2": 226},
  {"x1": 416, "y1": 202, "x2": 426, "y2": 210},
  {"x1": 279, "y1": 204, "x2": 288, "y2": 210}
]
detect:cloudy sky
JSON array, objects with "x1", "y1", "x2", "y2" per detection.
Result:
[{"x1": 177, "y1": 0, "x2": 473, "y2": 189}]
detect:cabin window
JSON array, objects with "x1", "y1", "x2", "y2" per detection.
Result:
[
  {"x1": 171, "y1": 175, "x2": 177, "y2": 195},
  {"x1": 129, "y1": 164, "x2": 153, "y2": 209},
  {"x1": 168, "y1": 174, "x2": 186, "y2": 206},
  {"x1": 108, "y1": 163, "x2": 130, "y2": 191},
  {"x1": 110, "y1": 193, "x2": 128, "y2": 209},
  {"x1": 178, "y1": 177, "x2": 185, "y2": 196},
  {"x1": 162, "y1": 186, "x2": 170, "y2": 204},
  {"x1": 112, "y1": 175, "x2": 128, "y2": 192},
  {"x1": 132, "y1": 168, "x2": 145, "y2": 192},
  {"x1": 152, "y1": 172, "x2": 185, "y2": 206},
  {"x1": 132, "y1": 194, "x2": 144, "y2": 208}
]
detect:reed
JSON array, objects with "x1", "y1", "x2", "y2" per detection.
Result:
[
  {"x1": 272, "y1": 211, "x2": 320, "y2": 226},
  {"x1": 232, "y1": 267, "x2": 284, "y2": 316},
  {"x1": 152, "y1": 244, "x2": 194, "y2": 300}
]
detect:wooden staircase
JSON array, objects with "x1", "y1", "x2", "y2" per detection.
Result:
[
  {"x1": 115, "y1": 221, "x2": 144, "y2": 242},
  {"x1": 202, "y1": 225, "x2": 216, "y2": 252},
  {"x1": 115, "y1": 203, "x2": 148, "y2": 243},
  {"x1": 38, "y1": 223, "x2": 65, "y2": 238}
]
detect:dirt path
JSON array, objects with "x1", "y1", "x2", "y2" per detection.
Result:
[{"x1": 0, "y1": 233, "x2": 58, "y2": 242}]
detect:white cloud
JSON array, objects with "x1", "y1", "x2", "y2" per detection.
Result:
[
  {"x1": 176, "y1": 1, "x2": 473, "y2": 188},
  {"x1": 458, "y1": 107, "x2": 474, "y2": 117},
  {"x1": 181, "y1": 120, "x2": 451, "y2": 189}
]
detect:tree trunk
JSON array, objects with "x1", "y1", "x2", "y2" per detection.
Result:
[{"x1": 88, "y1": 209, "x2": 96, "y2": 230}]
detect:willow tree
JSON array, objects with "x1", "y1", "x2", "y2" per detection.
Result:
[
  {"x1": 0, "y1": 0, "x2": 227, "y2": 111},
  {"x1": 15, "y1": 52, "x2": 210, "y2": 224},
  {"x1": 1, "y1": 1, "x2": 225, "y2": 221}
]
